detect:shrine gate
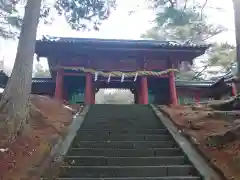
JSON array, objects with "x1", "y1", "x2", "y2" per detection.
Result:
[{"x1": 35, "y1": 36, "x2": 209, "y2": 105}]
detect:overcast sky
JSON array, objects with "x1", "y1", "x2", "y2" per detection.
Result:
[{"x1": 0, "y1": 0, "x2": 236, "y2": 71}]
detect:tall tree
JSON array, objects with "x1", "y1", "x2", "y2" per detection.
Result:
[
  {"x1": 232, "y1": 0, "x2": 240, "y2": 78},
  {"x1": 0, "y1": 0, "x2": 116, "y2": 142},
  {"x1": 208, "y1": 0, "x2": 240, "y2": 109},
  {"x1": 0, "y1": 0, "x2": 42, "y2": 142}
]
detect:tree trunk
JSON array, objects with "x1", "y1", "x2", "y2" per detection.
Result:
[{"x1": 0, "y1": 0, "x2": 42, "y2": 142}]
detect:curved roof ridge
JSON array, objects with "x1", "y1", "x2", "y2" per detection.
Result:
[{"x1": 37, "y1": 35, "x2": 210, "y2": 48}]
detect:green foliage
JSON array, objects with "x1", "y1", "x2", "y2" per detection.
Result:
[
  {"x1": 204, "y1": 43, "x2": 236, "y2": 75},
  {"x1": 142, "y1": 0, "x2": 225, "y2": 42},
  {"x1": 148, "y1": 0, "x2": 177, "y2": 9},
  {"x1": 54, "y1": 0, "x2": 116, "y2": 30},
  {"x1": 191, "y1": 43, "x2": 236, "y2": 80},
  {"x1": 0, "y1": 1, "x2": 21, "y2": 38},
  {"x1": 0, "y1": 1, "x2": 55, "y2": 39},
  {"x1": 141, "y1": 28, "x2": 165, "y2": 40},
  {"x1": 156, "y1": 7, "x2": 199, "y2": 27},
  {"x1": 142, "y1": 0, "x2": 234, "y2": 80},
  {"x1": 0, "y1": 0, "x2": 116, "y2": 38},
  {"x1": 175, "y1": 70, "x2": 202, "y2": 80}
]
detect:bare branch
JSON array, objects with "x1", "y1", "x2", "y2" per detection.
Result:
[
  {"x1": 200, "y1": 0, "x2": 208, "y2": 20},
  {"x1": 192, "y1": 64, "x2": 209, "y2": 80},
  {"x1": 183, "y1": 0, "x2": 188, "y2": 10},
  {"x1": 168, "y1": 0, "x2": 175, "y2": 7},
  {"x1": 201, "y1": 31, "x2": 223, "y2": 41}
]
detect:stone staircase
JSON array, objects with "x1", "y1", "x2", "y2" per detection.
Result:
[{"x1": 55, "y1": 105, "x2": 202, "y2": 180}]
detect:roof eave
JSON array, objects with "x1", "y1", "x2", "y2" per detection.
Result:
[{"x1": 35, "y1": 45, "x2": 208, "y2": 59}]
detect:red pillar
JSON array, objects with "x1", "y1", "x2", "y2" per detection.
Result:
[
  {"x1": 232, "y1": 82, "x2": 237, "y2": 96},
  {"x1": 195, "y1": 91, "x2": 200, "y2": 103},
  {"x1": 55, "y1": 69, "x2": 63, "y2": 101},
  {"x1": 140, "y1": 77, "x2": 148, "y2": 104},
  {"x1": 169, "y1": 71, "x2": 178, "y2": 105},
  {"x1": 85, "y1": 73, "x2": 93, "y2": 104}
]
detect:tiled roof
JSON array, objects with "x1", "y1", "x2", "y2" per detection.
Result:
[
  {"x1": 212, "y1": 74, "x2": 236, "y2": 85},
  {"x1": 221, "y1": 74, "x2": 236, "y2": 83},
  {"x1": 32, "y1": 78, "x2": 54, "y2": 83},
  {"x1": 36, "y1": 36, "x2": 210, "y2": 50},
  {"x1": 175, "y1": 80, "x2": 214, "y2": 87}
]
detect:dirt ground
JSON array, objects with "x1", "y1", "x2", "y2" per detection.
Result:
[
  {"x1": 160, "y1": 104, "x2": 240, "y2": 180},
  {"x1": 0, "y1": 95, "x2": 83, "y2": 180}
]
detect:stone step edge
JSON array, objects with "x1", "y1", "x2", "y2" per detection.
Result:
[
  {"x1": 72, "y1": 140, "x2": 174, "y2": 142},
  {"x1": 37, "y1": 106, "x2": 90, "y2": 179},
  {"x1": 151, "y1": 105, "x2": 224, "y2": 180},
  {"x1": 77, "y1": 129, "x2": 167, "y2": 130},
  {"x1": 46, "y1": 177, "x2": 201, "y2": 180},
  {"x1": 76, "y1": 134, "x2": 170, "y2": 137},
  {"x1": 65, "y1": 156, "x2": 185, "y2": 159},
  {"x1": 60, "y1": 165, "x2": 193, "y2": 168},
  {"x1": 70, "y1": 147, "x2": 181, "y2": 150}
]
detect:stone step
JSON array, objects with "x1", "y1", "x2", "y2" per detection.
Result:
[
  {"x1": 81, "y1": 118, "x2": 163, "y2": 122},
  {"x1": 72, "y1": 141, "x2": 177, "y2": 149},
  {"x1": 53, "y1": 177, "x2": 201, "y2": 180},
  {"x1": 81, "y1": 124, "x2": 166, "y2": 129},
  {"x1": 82, "y1": 119, "x2": 163, "y2": 123},
  {"x1": 67, "y1": 148, "x2": 183, "y2": 157},
  {"x1": 65, "y1": 156, "x2": 187, "y2": 166},
  {"x1": 75, "y1": 134, "x2": 172, "y2": 141},
  {"x1": 81, "y1": 126, "x2": 166, "y2": 129},
  {"x1": 58, "y1": 165, "x2": 197, "y2": 178},
  {"x1": 82, "y1": 122, "x2": 164, "y2": 125},
  {"x1": 81, "y1": 121, "x2": 164, "y2": 125},
  {"x1": 77, "y1": 129, "x2": 169, "y2": 135},
  {"x1": 48, "y1": 105, "x2": 202, "y2": 180}
]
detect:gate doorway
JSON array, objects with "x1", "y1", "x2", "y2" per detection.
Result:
[
  {"x1": 63, "y1": 75, "x2": 171, "y2": 105},
  {"x1": 95, "y1": 89, "x2": 134, "y2": 104}
]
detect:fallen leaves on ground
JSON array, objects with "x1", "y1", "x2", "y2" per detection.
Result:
[
  {"x1": 0, "y1": 95, "x2": 82, "y2": 180},
  {"x1": 160, "y1": 104, "x2": 240, "y2": 180}
]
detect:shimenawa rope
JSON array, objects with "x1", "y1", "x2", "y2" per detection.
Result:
[{"x1": 59, "y1": 66, "x2": 178, "y2": 77}]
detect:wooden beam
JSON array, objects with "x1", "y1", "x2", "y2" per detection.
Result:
[{"x1": 63, "y1": 72, "x2": 85, "y2": 76}]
